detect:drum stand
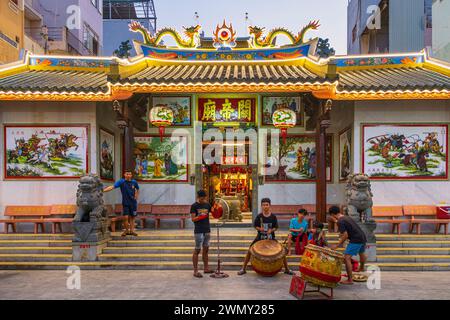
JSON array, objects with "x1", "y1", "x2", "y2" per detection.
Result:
[
  {"x1": 302, "y1": 282, "x2": 333, "y2": 300},
  {"x1": 210, "y1": 199, "x2": 229, "y2": 279}
]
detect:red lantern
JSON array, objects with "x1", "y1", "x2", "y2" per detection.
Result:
[
  {"x1": 272, "y1": 108, "x2": 297, "y2": 144},
  {"x1": 149, "y1": 104, "x2": 174, "y2": 141}
]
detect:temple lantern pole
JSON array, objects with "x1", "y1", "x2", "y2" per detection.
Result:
[{"x1": 315, "y1": 99, "x2": 332, "y2": 223}]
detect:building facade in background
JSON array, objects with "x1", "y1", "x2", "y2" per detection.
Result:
[
  {"x1": 30, "y1": 0, "x2": 103, "y2": 56},
  {"x1": 347, "y1": 0, "x2": 433, "y2": 54},
  {"x1": 432, "y1": 0, "x2": 450, "y2": 62},
  {"x1": 103, "y1": 0, "x2": 156, "y2": 56},
  {"x1": 0, "y1": 0, "x2": 26, "y2": 64},
  {"x1": 1, "y1": 0, "x2": 103, "y2": 64}
]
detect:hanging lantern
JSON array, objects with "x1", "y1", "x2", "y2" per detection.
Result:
[
  {"x1": 272, "y1": 108, "x2": 297, "y2": 144},
  {"x1": 149, "y1": 104, "x2": 174, "y2": 141}
]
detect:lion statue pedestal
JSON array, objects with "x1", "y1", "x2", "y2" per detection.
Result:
[
  {"x1": 345, "y1": 173, "x2": 377, "y2": 262},
  {"x1": 72, "y1": 175, "x2": 111, "y2": 261}
]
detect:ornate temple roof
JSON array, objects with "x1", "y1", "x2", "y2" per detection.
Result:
[
  {"x1": 0, "y1": 20, "x2": 449, "y2": 101},
  {"x1": 0, "y1": 51, "x2": 449, "y2": 101}
]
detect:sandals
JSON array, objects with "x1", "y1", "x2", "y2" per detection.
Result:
[
  {"x1": 237, "y1": 269, "x2": 247, "y2": 276},
  {"x1": 121, "y1": 231, "x2": 128, "y2": 237},
  {"x1": 193, "y1": 272, "x2": 203, "y2": 278}
]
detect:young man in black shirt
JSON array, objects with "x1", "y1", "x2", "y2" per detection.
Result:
[
  {"x1": 329, "y1": 206, "x2": 367, "y2": 285},
  {"x1": 237, "y1": 198, "x2": 294, "y2": 276},
  {"x1": 190, "y1": 190, "x2": 215, "y2": 278}
]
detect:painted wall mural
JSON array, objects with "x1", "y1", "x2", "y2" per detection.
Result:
[
  {"x1": 133, "y1": 135, "x2": 188, "y2": 182},
  {"x1": 262, "y1": 96, "x2": 303, "y2": 126},
  {"x1": 265, "y1": 134, "x2": 332, "y2": 182},
  {"x1": 362, "y1": 124, "x2": 448, "y2": 180},
  {"x1": 151, "y1": 96, "x2": 191, "y2": 127},
  {"x1": 339, "y1": 127, "x2": 352, "y2": 181},
  {"x1": 99, "y1": 128, "x2": 115, "y2": 181},
  {"x1": 4, "y1": 125, "x2": 89, "y2": 179}
]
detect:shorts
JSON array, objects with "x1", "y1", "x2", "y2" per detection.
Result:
[
  {"x1": 345, "y1": 243, "x2": 366, "y2": 256},
  {"x1": 194, "y1": 233, "x2": 211, "y2": 250},
  {"x1": 123, "y1": 205, "x2": 137, "y2": 217}
]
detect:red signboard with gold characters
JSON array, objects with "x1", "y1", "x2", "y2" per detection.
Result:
[{"x1": 198, "y1": 97, "x2": 256, "y2": 123}]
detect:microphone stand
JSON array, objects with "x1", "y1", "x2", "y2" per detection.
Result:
[{"x1": 210, "y1": 198, "x2": 229, "y2": 279}]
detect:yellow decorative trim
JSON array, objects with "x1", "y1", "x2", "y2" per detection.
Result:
[
  {"x1": 112, "y1": 82, "x2": 334, "y2": 94},
  {"x1": 0, "y1": 91, "x2": 112, "y2": 101},
  {"x1": 334, "y1": 89, "x2": 450, "y2": 100}
]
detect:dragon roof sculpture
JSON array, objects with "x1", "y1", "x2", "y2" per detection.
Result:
[{"x1": 248, "y1": 20, "x2": 321, "y2": 48}]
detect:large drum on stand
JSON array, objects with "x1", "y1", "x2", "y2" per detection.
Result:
[
  {"x1": 300, "y1": 245, "x2": 344, "y2": 288},
  {"x1": 250, "y1": 240, "x2": 285, "y2": 277}
]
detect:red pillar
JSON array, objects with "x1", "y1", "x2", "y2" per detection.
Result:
[{"x1": 315, "y1": 101, "x2": 331, "y2": 223}]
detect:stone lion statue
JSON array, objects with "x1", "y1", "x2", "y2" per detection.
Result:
[
  {"x1": 345, "y1": 173, "x2": 373, "y2": 223},
  {"x1": 73, "y1": 174, "x2": 107, "y2": 222}
]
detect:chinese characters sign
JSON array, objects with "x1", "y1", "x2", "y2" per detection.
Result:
[{"x1": 198, "y1": 97, "x2": 256, "y2": 123}]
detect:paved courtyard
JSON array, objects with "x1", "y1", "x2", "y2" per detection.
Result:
[{"x1": 0, "y1": 270, "x2": 449, "y2": 300}]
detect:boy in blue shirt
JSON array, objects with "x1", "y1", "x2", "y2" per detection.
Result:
[
  {"x1": 104, "y1": 169, "x2": 140, "y2": 237},
  {"x1": 287, "y1": 209, "x2": 309, "y2": 255}
]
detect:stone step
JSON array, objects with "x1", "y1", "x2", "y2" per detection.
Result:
[
  {"x1": 0, "y1": 247, "x2": 72, "y2": 254},
  {"x1": 101, "y1": 246, "x2": 450, "y2": 255},
  {"x1": 0, "y1": 261, "x2": 448, "y2": 271},
  {"x1": 376, "y1": 255, "x2": 450, "y2": 263},
  {"x1": 0, "y1": 254, "x2": 72, "y2": 262},
  {"x1": 0, "y1": 240, "x2": 72, "y2": 247},
  {"x1": 377, "y1": 241, "x2": 450, "y2": 248},
  {"x1": 0, "y1": 234, "x2": 73, "y2": 240},
  {"x1": 97, "y1": 253, "x2": 308, "y2": 263}
]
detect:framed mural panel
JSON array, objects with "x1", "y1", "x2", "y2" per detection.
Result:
[
  {"x1": 261, "y1": 96, "x2": 303, "y2": 127},
  {"x1": 265, "y1": 134, "x2": 332, "y2": 182},
  {"x1": 4, "y1": 124, "x2": 89, "y2": 179},
  {"x1": 339, "y1": 127, "x2": 352, "y2": 182},
  {"x1": 133, "y1": 134, "x2": 188, "y2": 182},
  {"x1": 150, "y1": 96, "x2": 192, "y2": 127},
  {"x1": 362, "y1": 124, "x2": 448, "y2": 180},
  {"x1": 99, "y1": 127, "x2": 115, "y2": 181}
]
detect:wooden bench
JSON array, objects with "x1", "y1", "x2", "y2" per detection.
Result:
[
  {"x1": 113, "y1": 204, "x2": 153, "y2": 230},
  {"x1": 404, "y1": 205, "x2": 450, "y2": 234},
  {"x1": 0, "y1": 206, "x2": 51, "y2": 233},
  {"x1": 47, "y1": 205, "x2": 77, "y2": 233},
  {"x1": 373, "y1": 206, "x2": 407, "y2": 234},
  {"x1": 270, "y1": 205, "x2": 299, "y2": 220},
  {"x1": 110, "y1": 205, "x2": 128, "y2": 232},
  {"x1": 151, "y1": 205, "x2": 191, "y2": 229}
]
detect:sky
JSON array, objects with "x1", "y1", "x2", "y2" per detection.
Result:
[{"x1": 154, "y1": 0, "x2": 349, "y2": 54}]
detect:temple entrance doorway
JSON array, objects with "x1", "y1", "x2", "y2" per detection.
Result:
[{"x1": 199, "y1": 126, "x2": 258, "y2": 224}]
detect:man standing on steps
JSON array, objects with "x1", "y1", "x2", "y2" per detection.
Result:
[
  {"x1": 103, "y1": 169, "x2": 140, "y2": 237},
  {"x1": 329, "y1": 206, "x2": 367, "y2": 285},
  {"x1": 191, "y1": 190, "x2": 215, "y2": 278},
  {"x1": 237, "y1": 198, "x2": 294, "y2": 276}
]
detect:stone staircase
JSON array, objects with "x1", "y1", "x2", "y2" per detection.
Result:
[{"x1": 0, "y1": 231, "x2": 449, "y2": 270}]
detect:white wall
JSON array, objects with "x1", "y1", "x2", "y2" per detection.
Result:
[
  {"x1": 354, "y1": 99, "x2": 450, "y2": 205},
  {"x1": 0, "y1": 101, "x2": 97, "y2": 231},
  {"x1": 258, "y1": 101, "x2": 355, "y2": 210}
]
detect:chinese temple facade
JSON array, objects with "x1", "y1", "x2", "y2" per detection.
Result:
[{"x1": 0, "y1": 21, "x2": 450, "y2": 227}]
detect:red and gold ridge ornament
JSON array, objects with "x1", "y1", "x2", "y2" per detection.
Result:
[
  {"x1": 272, "y1": 108, "x2": 296, "y2": 143},
  {"x1": 213, "y1": 20, "x2": 237, "y2": 49},
  {"x1": 149, "y1": 104, "x2": 174, "y2": 141}
]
